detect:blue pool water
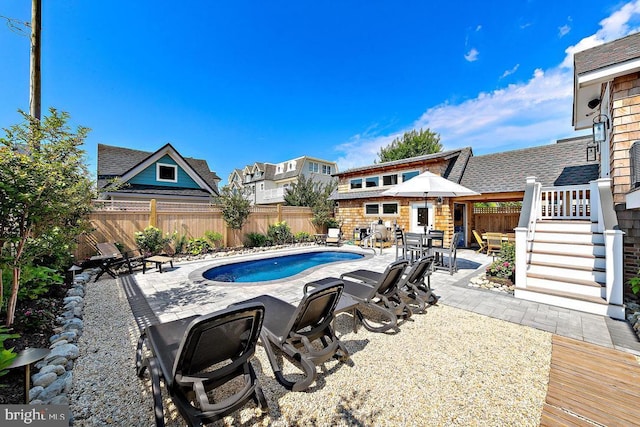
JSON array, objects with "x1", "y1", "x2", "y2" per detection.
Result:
[{"x1": 203, "y1": 251, "x2": 363, "y2": 282}]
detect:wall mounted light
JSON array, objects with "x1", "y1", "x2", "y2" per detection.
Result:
[
  {"x1": 436, "y1": 196, "x2": 443, "y2": 207},
  {"x1": 592, "y1": 114, "x2": 609, "y2": 144}
]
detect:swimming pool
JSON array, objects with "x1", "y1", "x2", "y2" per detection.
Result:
[{"x1": 202, "y1": 251, "x2": 364, "y2": 282}]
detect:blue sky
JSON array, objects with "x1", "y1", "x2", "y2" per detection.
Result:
[{"x1": 2, "y1": 1, "x2": 640, "y2": 185}]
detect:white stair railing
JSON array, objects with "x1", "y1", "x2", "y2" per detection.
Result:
[{"x1": 539, "y1": 184, "x2": 590, "y2": 219}]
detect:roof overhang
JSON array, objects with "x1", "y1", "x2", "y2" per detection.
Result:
[{"x1": 573, "y1": 58, "x2": 640, "y2": 130}]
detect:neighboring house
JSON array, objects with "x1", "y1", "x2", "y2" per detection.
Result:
[
  {"x1": 97, "y1": 143, "x2": 220, "y2": 202},
  {"x1": 228, "y1": 156, "x2": 337, "y2": 205}
]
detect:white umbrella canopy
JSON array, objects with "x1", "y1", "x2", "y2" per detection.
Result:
[
  {"x1": 380, "y1": 171, "x2": 480, "y2": 198},
  {"x1": 381, "y1": 171, "x2": 480, "y2": 233}
]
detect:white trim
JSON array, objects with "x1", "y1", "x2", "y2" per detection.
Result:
[
  {"x1": 578, "y1": 58, "x2": 640, "y2": 88},
  {"x1": 156, "y1": 162, "x2": 178, "y2": 183},
  {"x1": 626, "y1": 188, "x2": 640, "y2": 209}
]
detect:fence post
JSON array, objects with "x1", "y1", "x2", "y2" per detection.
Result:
[
  {"x1": 149, "y1": 199, "x2": 157, "y2": 227},
  {"x1": 277, "y1": 203, "x2": 282, "y2": 223}
]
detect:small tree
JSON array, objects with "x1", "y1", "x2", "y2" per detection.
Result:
[
  {"x1": 284, "y1": 176, "x2": 338, "y2": 230},
  {"x1": 214, "y1": 186, "x2": 252, "y2": 244},
  {"x1": 377, "y1": 128, "x2": 442, "y2": 163},
  {"x1": 0, "y1": 108, "x2": 94, "y2": 326}
]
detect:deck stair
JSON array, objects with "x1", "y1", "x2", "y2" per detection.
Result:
[{"x1": 514, "y1": 220, "x2": 624, "y2": 318}]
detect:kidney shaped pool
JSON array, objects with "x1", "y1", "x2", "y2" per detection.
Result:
[{"x1": 202, "y1": 251, "x2": 364, "y2": 282}]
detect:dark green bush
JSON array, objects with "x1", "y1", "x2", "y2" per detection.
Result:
[
  {"x1": 0, "y1": 326, "x2": 19, "y2": 378},
  {"x1": 135, "y1": 226, "x2": 172, "y2": 255},
  {"x1": 186, "y1": 238, "x2": 210, "y2": 255},
  {"x1": 295, "y1": 231, "x2": 311, "y2": 242},
  {"x1": 244, "y1": 232, "x2": 268, "y2": 248},
  {"x1": 267, "y1": 221, "x2": 293, "y2": 245}
]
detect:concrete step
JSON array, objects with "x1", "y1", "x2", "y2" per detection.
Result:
[
  {"x1": 526, "y1": 273, "x2": 604, "y2": 298},
  {"x1": 531, "y1": 230, "x2": 603, "y2": 245},
  {"x1": 528, "y1": 241, "x2": 605, "y2": 257},
  {"x1": 527, "y1": 251, "x2": 605, "y2": 269},
  {"x1": 514, "y1": 286, "x2": 625, "y2": 320},
  {"x1": 535, "y1": 220, "x2": 597, "y2": 233},
  {"x1": 527, "y1": 261, "x2": 606, "y2": 283}
]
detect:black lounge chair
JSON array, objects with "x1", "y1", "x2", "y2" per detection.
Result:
[
  {"x1": 136, "y1": 303, "x2": 267, "y2": 427},
  {"x1": 242, "y1": 280, "x2": 348, "y2": 392},
  {"x1": 340, "y1": 256, "x2": 437, "y2": 314},
  {"x1": 330, "y1": 259, "x2": 411, "y2": 333},
  {"x1": 92, "y1": 242, "x2": 145, "y2": 281}
]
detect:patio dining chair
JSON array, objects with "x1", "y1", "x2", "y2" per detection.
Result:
[
  {"x1": 432, "y1": 232, "x2": 462, "y2": 275},
  {"x1": 485, "y1": 232, "x2": 504, "y2": 258},
  {"x1": 326, "y1": 228, "x2": 341, "y2": 246},
  {"x1": 136, "y1": 302, "x2": 267, "y2": 427},
  {"x1": 394, "y1": 228, "x2": 407, "y2": 261},
  {"x1": 472, "y1": 230, "x2": 487, "y2": 253},
  {"x1": 241, "y1": 280, "x2": 349, "y2": 391}
]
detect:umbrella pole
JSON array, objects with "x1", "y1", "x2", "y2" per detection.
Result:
[{"x1": 423, "y1": 192, "x2": 428, "y2": 234}]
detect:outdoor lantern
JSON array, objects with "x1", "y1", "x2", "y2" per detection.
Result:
[{"x1": 593, "y1": 121, "x2": 606, "y2": 144}]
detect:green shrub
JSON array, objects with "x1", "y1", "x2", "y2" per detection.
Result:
[
  {"x1": 17, "y1": 265, "x2": 63, "y2": 302},
  {"x1": 295, "y1": 231, "x2": 311, "y2": 242},
  {"x1": 267, "y1": 221, "x2": 293, "y2": 245},
  {"x1": 186, "y1": 238, "x2": 210, "y2": 255},
  {"x1": 244, "y1": 232, "x2": 268, "y2": 248},
  {"x1": 172, "y1": 232, "x2": 189, "y2": 255},
  {"x1": 135, "y1": 226, "x2": 171, "y2": 255},
  {"x1": 486, "y1": 242, "x2": 515, "y2": 281},
  {"x1": 204, "y1": 231, "x2": 223, "y2": 249},
  {"x1": 0, "y1": 327, "x2": 19, "y2": 378},
  {"x1": 629, "y1": 270, "x2": 640, "y2": 294}
]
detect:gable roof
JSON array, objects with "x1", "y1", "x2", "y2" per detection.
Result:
[
  {"x1": 98, "y1": 143, "x2": 220, "y2": 197},
  {"x1": 459, "y1": 136, "x2": 598, "y2": 194},
  {"x1": 574, "y1": 32, "x2": 640, "y2": 76}
]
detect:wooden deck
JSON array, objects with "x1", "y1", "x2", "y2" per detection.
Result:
[{"x1": 540, "y1": 335, "x2": 640, "y2": 426}]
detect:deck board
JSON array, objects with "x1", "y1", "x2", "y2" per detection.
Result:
[{"x1": 541, "y1": 335, "x2": 640, "y2": 426}]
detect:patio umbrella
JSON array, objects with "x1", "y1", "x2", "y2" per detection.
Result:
[{"x1": 380, "y1": 171, "x2": 480, "y2": 233}]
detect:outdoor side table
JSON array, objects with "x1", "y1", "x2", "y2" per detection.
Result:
[
  {"x1": 7, "y1": 347, "x2": 50, "y2": 403},
  {"x1": 143, "y1": 255, "x2": 174, "y2": 273}
]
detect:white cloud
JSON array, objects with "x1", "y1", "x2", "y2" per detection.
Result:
[
  {"x1": 558, "y1": 24, "x2": 571, "y2": 37},
  {"x1": 475, "y1": 25, "x2": 482, "y2": 32},
  {"x1": 464, "y1": 48, "x2": 479, "y2": 62},
  {"x1": 501, "y1": 64, "x2": 520, "y2": 79},
  {"x1": 334, "y1": 0, "x2": 640, "y2": 172}
]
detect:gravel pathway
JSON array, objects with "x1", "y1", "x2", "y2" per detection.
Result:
[{"x1": 69, "y1": 277, "x2": 552, "y2": 426}]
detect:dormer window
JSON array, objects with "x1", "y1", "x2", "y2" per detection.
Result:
[{"x1": 157, "y1": 163, "x2": 177, "y2": 183}]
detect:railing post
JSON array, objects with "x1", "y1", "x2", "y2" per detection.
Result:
[
  {"x1": 604, "y1": 229, "x2": 624, "y2": 306},
  {"x1": 515, "y1": 227, "x2": 528, "y2": 289},
  {"x1": 590, "y1": 180, "x2": 601, "y2": 232}
]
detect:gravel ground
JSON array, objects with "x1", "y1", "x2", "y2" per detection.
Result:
[{"x1": 69, "y1": 277, "x2": 552, "y2": 426}]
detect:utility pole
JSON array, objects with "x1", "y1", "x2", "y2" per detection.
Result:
[{"x1": 29, "y1": 0, "x2": 41, "y2": 120}]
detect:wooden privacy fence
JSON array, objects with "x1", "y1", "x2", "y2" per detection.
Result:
[
  {"x1": 471, "y1": 205, "x2": 521, "y2": 235},
  {"x1": 76, "y1": 200, "x2": 316, "y2": 260}
]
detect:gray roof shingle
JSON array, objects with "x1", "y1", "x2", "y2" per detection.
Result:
[
  {"x1": 459, "y1": 136, "x2": 599, "y2": 193},
  {"x1": 574, "y1": 32, "x2": 640, "y2": 76}
]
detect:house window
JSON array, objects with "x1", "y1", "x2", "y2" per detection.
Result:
[
  {"x1": 309, "y1": 162, "x2": 319, "y2": 173},
  {"x1": 402, "y1": 170, "x2": 420, "y2": 182},
  {"x1": 383, "y1": 174, "x2": 398, "y2": 186},
  {"x1": 382, "y1": 203, "x2": 399, "y2": 215},
  {"x1": 364, "y1": 202, "x2": 399, "y2": 216},
  {"x1": 365, "y1": 203, "x2": 379, "y2": 215},
  {"x1": 350, "y1": 178, "x2": 363, "y2": 189},
  {"x1": 365, "y1": 177, "x2": 379, "y2": 188},
  {"x1": 322, "y1": 164, "x2": 331, "y2": 175},
  {"x1": 157, "y1": 163, "x2": 177, "y2": 183}
]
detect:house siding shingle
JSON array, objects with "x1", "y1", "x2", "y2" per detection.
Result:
[{"x1": 128, "y1": 155, "x2": 201, "y2": 189}]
